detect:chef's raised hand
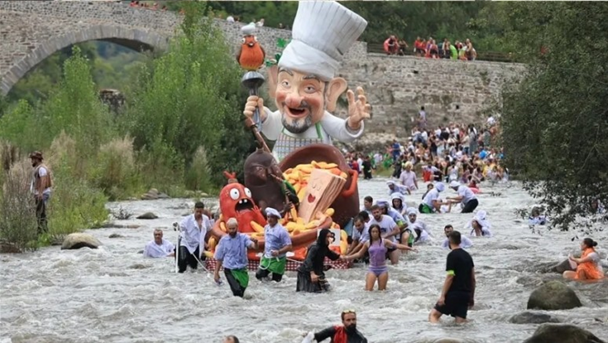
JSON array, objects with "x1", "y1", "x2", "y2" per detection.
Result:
[
  {"x1": 346, "y1": 86, "x2": 371, "y2": 131},
  {"x1": 243, "y1": 95, "x2": 267, "y2": 121}
]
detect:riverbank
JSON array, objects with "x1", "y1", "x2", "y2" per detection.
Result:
[{"x1": 0, "y1": 177, "x2": 607, "y2": 343}]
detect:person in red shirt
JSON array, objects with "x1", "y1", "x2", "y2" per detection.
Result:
[
  {"x1": 350, "y1": 158, "x2": 359, "y2": 172},
  {"x1": 303, "y1": 310, "x2": 368, "y2": 343}
]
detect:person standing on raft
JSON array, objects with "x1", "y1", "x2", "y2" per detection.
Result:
[
  {"x1": 297, "y1": 229, "x2": 346, "y2": 293},
  {"x1": 214, "y1": 218, "x2": 258, "y2": 297},
  {"x1": 256, "y1": 208, "x2": 292, "y2": 282},
  {"x1": 563, "y1": 238, "x2": 605, "y2": 282},
  {"x1": 302, "y1": 310, "x2": 367, "y2": 343},
  {"x1": 242, "y1": 1, "x2": 370, "y2": 162}
]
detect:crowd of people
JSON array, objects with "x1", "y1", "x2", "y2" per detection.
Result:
[{"x1": 384, "y1": 35, "x2": 478, "y2": 61}]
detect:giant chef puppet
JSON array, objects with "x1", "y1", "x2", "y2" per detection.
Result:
[{"x1": 243, "y1": 1, "x2": 371, "y2": 162}]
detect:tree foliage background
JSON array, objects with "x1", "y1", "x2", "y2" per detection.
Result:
[{"x1": 500, "y1": 2, "x2": 608, "y2": 231}]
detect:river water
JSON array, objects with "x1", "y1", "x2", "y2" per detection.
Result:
[{"x1": 1, "y1": 178, "x2": 607, "y2": 343}]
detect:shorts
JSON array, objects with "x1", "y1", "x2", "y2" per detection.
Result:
[
  {"x1": 434, "y1": 291, "x2": 470, "y2": 319},
  {"x1": 368, "y1": 266, "x2": 388, "y2": 277},
  {"x1": 385, "y1": 246, "x2": 397, "y2": 259}
]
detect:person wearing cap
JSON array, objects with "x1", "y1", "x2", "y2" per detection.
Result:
[
  {"x1": 465, "y1": 210, "x2": 492, "y2": 237},
  {"x1": 386, "y1": 181, "x2": 408, "y2": 197},
  {"x1": 296, "y1": 229, "x2": 345, "y2": 293},
  {"x1": 390, "y1": 192, "x2": 407, "y2": 216},
  {"x1": 178, "y1": 202, "x2": 211, "y2": 273},
  {"x1": 214, "y1": 218, "x2": 258, "y2": 297},
  {"x1": 242, "y1": 1, "x2": 370, "y2": 162},
  {"x1": 302, "y1": 310, "x2": 367, "y2": 343},
  {"x1": 256, "y1": 207, "x2": 292, "y2": 282},
  {"x1": 447, "y1": 180, "x2": 479, "y2": 213},
  {"x1": 402, "y1": 207, "x2": 431, "y2": 247},
  {"x1": 143, "y1": 229, "x2": 175, "y2": 258},
  {"x1": 29, "y1": 151, "x2": 52, "y2": 234},
  {"x1": 419, "y1": 182, "x2": 446, "y2": 214}
]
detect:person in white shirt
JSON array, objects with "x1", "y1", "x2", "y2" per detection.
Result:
[
  {"x1": 441, "y1": 225, "x2": 473, "y2": 249},
  {"x1": 178, "y1": 202, "x2": 211, "y2": 273},
  {"x1": 144, "y1": 229, "x2": 175, "y2": 258},
  {"x1": 419, "y1": 182, "x2": 446, "y2": 214},
  {"x1": 402, "y1": 207, "x2": 431, "y2": 246},
  {"x1": 447, "y1": 181, "x2": 479, "y2": 213},
  {"x1": 466, "y1": 210, "x2": 492, "y2": 237},
  {"x1": 256, "y1": 18, "x2": 265, "y2": 27},
  {"x1": 487, "y1": 114, "x2": 496, "y2": 127}
]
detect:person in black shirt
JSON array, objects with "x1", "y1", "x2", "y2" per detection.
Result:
[
  {"x1": 362, "y1": 156, "x2": 373, "y2": 180},
  {"x1": 429, "y1": 230, "x2": 476, "y2": 323},
  {"x1": 303, "y1": 310, "x2": 367, "y2": 343}
]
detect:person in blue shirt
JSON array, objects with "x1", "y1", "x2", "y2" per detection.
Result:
[
  {"x1": 214, "y1": 218, "x2": 258, "y2": 297},
  {"x1": 255, "y1": 208, "x2": 293, "y2": 282}
]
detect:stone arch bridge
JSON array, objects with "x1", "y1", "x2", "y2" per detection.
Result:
[{"x1": 0, "y1": 1, "x2": 367, "y2": 96}]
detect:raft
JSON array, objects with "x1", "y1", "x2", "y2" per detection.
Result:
[{"x1": 205, "y1": 256, "x2": 352, "y2": 272}]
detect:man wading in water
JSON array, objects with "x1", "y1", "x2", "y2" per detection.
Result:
[
  {"x1": 303, "y1": 310, "x2": 367, "y2": 343},
  {"x1": 30, "y1": 151, "x2": 52, "y2": 234}
]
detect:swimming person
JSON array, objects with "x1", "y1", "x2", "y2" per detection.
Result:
[
  {"x1": 303, "y1": 310, "x2": 367, "y2": 343},
  {"x1": 344, "y1": 224, "x2": 415, "y2": 291},
  {"x1": 429, "y1": 230, "x2": 476, "y2": 324},
  {"x1": 466, "y1": 210, "x2": 492, "y2": 237},
  {"x1": 296, "y1": 229, "x2": 345, "y2": 293},
  {"x1": 441, "y1": 225, "x2": 473, "y2": 249},
  {"x1": 563, "y1": 238, "x2": 605, "y2": 282}
]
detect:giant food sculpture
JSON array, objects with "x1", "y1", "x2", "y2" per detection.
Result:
[{"x1": 208, "y1": 1, "x2": 369, "y2": 269}]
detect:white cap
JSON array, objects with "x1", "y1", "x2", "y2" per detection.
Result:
[
  {"x1": 406, "y1": 207, "x2": 417, "y2": 216},
  {"x1": 241, "y1": 23, "x2": 256, "y2": 36},
  {"x1": 265, "y1": 207, "x2": 281, "y2": 218},
  {"x1": 278, "y1": 1, "x2": 367, "y2": 81},
  {"x1": 450, "y1": 181, "x2": 460, "y2": 188}
]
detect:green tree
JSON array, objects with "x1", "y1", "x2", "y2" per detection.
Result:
[
  {"x1": 501, "y1": 2, "x2": 608, "y2": 231},
  {"x1": 125, "y1": 2, "x2": 252, "y2": 188}
]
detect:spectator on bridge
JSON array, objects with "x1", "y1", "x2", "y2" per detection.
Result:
[
  {"x1": 384, "y1": 35, "x2": 399, "y2": 55},
  {"x1": 257, "y1": 18, "x2": 265, "y2": 27},
  {"x1": 226, "y1": 15, "x2": 235, "y2": 22},
  {"x1": 398, "y1": 39, "x2": 409, "y2": 55},
  {"x1": 414, "y1": 37, "x2": 426, "y2": 56},
  {"x1": 465, "y1": 39, "x2": 477, "y2": 61},
  {"x1": 441, "y1": 39, "x2": 451, "y2": 59}
]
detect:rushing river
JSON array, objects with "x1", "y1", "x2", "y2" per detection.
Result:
[{"x1": 1, "y1": 178, "x2": 607, "y2": 343}]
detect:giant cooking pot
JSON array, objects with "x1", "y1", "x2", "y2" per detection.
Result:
[{"x1": 279, "y1": 144, "x2": 359, "y2": 227}]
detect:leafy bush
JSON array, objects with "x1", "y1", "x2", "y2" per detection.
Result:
[
  {"x1": 0, "y1": 160, "x2": 39, "y2": 251},
  {"x1": 88, "y1": 136, "x2": 142, "y2": 200},
  {"x1": 184, "y1": 146, "x2": 213, "y2": 193}
]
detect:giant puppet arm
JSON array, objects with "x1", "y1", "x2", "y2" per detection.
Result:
[{"x1": 260, "y1": 107, "x2": 364, "y2": 142}]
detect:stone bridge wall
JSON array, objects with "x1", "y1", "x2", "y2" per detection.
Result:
[{"x1": 0, "y1": 1, "x2": 525, "y2": 144}]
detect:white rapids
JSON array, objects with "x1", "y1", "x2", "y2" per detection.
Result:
[{"x1": 1, "y1": 178, "x2": 607, "y2": 343}]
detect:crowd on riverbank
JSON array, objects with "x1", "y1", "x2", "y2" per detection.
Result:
[{"x1": 383, "y1": 35, "x2": 478, "y2": 61}]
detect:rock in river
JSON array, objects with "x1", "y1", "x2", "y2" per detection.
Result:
[
  {"x1": 61, "y1": 233, "x2": 102, "y2": 250},
  {"x1": 527, "y1": 280, "x2": 582, "y2": 310}
]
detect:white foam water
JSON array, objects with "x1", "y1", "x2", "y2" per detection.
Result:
[{"x1": 0, "y1": 178, "x2": 607, "y2": 343}]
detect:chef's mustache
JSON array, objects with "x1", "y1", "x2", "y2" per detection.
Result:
[{"x1": 282, "y1": 100, "x2": 312, "y2": 111}]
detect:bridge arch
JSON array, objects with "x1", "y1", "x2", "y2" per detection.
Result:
[{"x1": 1, "y1": 25, "x2": 169, "y2": 96}]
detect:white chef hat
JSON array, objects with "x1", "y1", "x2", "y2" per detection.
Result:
[
  {"x1": 278, "y1": 1, "x2": 368, "y2": 81},
  {"x1": 265, "y1": 207, "x2": 281, "y2": 218}
]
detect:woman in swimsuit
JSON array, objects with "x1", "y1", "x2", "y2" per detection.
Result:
[{"x1": 343, "y1": 224, "x2": 415, "y2": 291}]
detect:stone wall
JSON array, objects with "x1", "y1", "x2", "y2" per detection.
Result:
[{"x1": 335, "y1": 54, "x2": 525, "y2": 145}]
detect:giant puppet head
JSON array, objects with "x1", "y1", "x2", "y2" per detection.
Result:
[
  {"x1": 266, "y1": 1, "x2": 368, "y2": 134},
  {"x1": 219, "y1": 172, "x2": 266, "y2": 233}
]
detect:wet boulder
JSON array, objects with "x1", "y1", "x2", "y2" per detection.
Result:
[
  {"x1": 510, "y1": 311, "x2": 560, "y2": 324},
  {"x1": 523, "y1": 324, "x2": 603, "y2": 343},
  {"x1": 141, "y1": 188, "x2": 159, "y2": 200},
  {"x1": 551, "y1": 259, "x2": 575, "y2": 274},
  {"x1": 137, "y1": 212, "x2": 158, "y2": 220},
  {"x1": 527, "y1": 280, "x2": 582, "y2": 310},
  {"x1": 61, "y1": 233, "x2": 102, "y2": 250}
]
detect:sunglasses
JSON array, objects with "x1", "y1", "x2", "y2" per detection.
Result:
[{"x1": 342, "y1": 309, "x2": 356, "y2": 314}]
